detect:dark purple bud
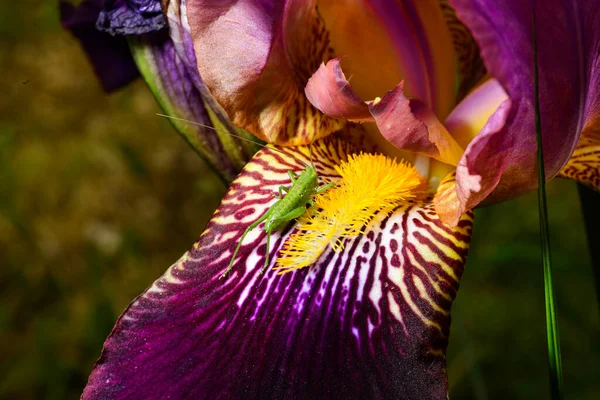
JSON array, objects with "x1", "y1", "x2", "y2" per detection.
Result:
[
  {"x1": 59, "y1": 1, "x2": 139, "y2": 92},
  {"x1": 96, "y1": 0, "x2": 167, "y2": 35}
]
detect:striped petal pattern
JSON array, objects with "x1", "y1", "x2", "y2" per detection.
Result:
[
  {"x1": 437, "y1": 0, "x2": 486, "y2": 101},
  {"x1": 83, "y1": 135, "x2": 474, "y2": 399},
  {"x1": 559, "y1": 134, "x2": 600, "y2": 191}
]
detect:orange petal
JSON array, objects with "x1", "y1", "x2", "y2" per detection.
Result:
[
  {"x1": 318, "y1": 0, "x2": 457, "y2": 118},
  {"x1": 433, "y1": 170, "x2": 464, "y2": 227}
]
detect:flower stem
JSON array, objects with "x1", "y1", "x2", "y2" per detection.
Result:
[{"x1": 533, "y1": 10, "x2": 563, "y2": 400}]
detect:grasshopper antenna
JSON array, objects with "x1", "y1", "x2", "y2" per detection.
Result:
[
  {"x1": 157, "y1": 113, "x2": 269, "y2": 149},
  {"x1": 156, "y1": 113, "x2": 308, "y2": 166}
]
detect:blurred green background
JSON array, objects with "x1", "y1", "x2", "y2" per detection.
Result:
[{"x1": 1, "y1": 2, "x2": 598, "y2": 399}]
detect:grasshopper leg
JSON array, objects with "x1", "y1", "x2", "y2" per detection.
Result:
[
  {"x1": 288, "y1": 170, "x2": 298, "y2": 183},
  {"x1": 222, "y1": 212, "x2": 269, "y2": 279},
  {"x1": 260, "y1": 231, "x2": 272, "y2": 274},
  {"x1": 280, "y1": 206, "x2": 309, "y2": 221},
  {"x1": 315, "y1": 180, "x2": 336, "y2": 194},
  {"x1": 276, "y1": 185, "x2": 289, "y2": 199},
  {"x1": 260, "y1": 206, "x2": 307, "y2": 274}
]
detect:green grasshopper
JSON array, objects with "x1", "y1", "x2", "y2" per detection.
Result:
[
  {"x1": 223, "y1": 165, "x2": 335, "y2": 278},
  {"x1": 156, "y1": 114, "x2": 337, "y2": 279}
]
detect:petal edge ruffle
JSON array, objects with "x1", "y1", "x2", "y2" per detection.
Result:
[{"x1": 305, "y1": 59, "x2": 464, "y2": 165}]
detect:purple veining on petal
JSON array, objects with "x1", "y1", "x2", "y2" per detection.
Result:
[
  {"x1": 97, "y1": 0, "x2": 167, "y2": 35},
  {"x1": 83, "y1": 137, "x2": 474, "y2": 400},
  {"x1": 185, "y1": 0, "x2": 346, "y2": 144}
]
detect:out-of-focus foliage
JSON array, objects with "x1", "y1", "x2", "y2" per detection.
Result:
[
  {"x1": 0, "y1": 2, "x2": 597, "y2": 400},
  {"x1": 0, "y1": 2, "x2": 224, "y2": 399}
]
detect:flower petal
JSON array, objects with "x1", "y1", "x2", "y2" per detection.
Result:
[
  {"x1": 186, "y1": 0, "x2": 344, "y2": 145},
  {"x1": 449, "y1": 0, "x2": 600, "y2": 208},
  {"x1": 444, "y1": 78, "x2": 508, "y2": 149},
  {"x1": 559, "y1": 133, "x2": 600, "y2": 191},
  {"x1": 166, "y1": 0, "x2": 262, "y2": 178},
  {"x1": 59, "y1": 0, "x2": 139, "y2": 92},
  {"x1": 129, "y1": 31, "x2": 257, "y2": 182},
  {"x1": 369, "y1": 83, "x2": 464, "y2": 165},
  {"x1": 437, "y1": 0, "x2": 486, "y2": 101},
  {"x1": 318, "y1": 0, "x2": 457, "y2": 119},
  {"x1": 83, "y1": 136, "x2": 474, "y2": 399},
  {"x1": 305, "y1": 59, "x2": 463, "y2": 165},
  {"x1": 304, "y1": 57, "x2": 372, "y2": 122},
  {"x1": 433, "y1": 171, "x2": 462, "y2": 227},
  {"x1": 96, "y1": 0, "x2": 167, "y2": 35}
]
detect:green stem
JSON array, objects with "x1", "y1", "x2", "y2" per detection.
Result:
[{"x1": 533, "y1": 10, "x2": 563, "y2": 400}]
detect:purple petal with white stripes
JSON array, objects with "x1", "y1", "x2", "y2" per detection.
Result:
[{"x1": 83, "y1": 135, "x2": 473, "y2": 399}]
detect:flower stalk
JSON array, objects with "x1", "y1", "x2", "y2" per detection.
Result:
[{"x1": 533, "y1": 10, "x2": 563, "y2": 399}]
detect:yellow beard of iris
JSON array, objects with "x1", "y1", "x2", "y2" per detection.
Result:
[{"x1": 275, "y1": 153, "x2": 425, "y2": 273}]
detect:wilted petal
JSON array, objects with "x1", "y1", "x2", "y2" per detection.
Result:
[
  {"x1": 59, "y1": 0, "x2": 139, "y2": 92},
  {"x1": 83, "y1": 136, "x2": 474, "y2": 399},
  {"x1": 96, "y1": 0, "x2": 167, "y2": 35},
  {"x1": 306, "y1": 59, "x2": 463, "y2": 165},
  {"x1": 370, "y1": 84, "x2": 464, "y2": 165},
  {"x1": 129, "y1": 32, "x2": 257, "y2": 182},
  {"x1": 304, "y1": 58, "x2": 372, "y2": 122},
  {"x1": 449, "y1": 0, "x2": 600, "y2": 209},
  {"x1": 187, "y1": 0, "x2": 344, "y2": 145},
  {"x1": 318, "y1": 0, "x2": 457, "y2": 119},
  {"x1": 559, "y1": 133, "x2": 600, "y2": 191}
]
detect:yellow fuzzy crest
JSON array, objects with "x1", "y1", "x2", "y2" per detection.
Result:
[{"x1": 275, "y1": 153, "x2": 425, "y2": 273}]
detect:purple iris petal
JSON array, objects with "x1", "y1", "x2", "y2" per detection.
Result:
[
  {"x1": 449, "y1": 0, "x2": 600, "y2": 209},
  {"x1": 83, "y1": 138, "x2": 474, "y2": 399},
  {"x1": 59, "y1": 1, "x2": 139, "y2": 92},
  {"x1": 97, "y1": 0, "x2": 167, "y2": 35},
  {"x1": 164, "y1": 0, "x2": 245, "y2": 144}
]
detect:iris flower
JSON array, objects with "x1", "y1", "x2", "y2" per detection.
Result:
[{"x1": 61, "y1": 0, "x2": 600, "y2": 398}]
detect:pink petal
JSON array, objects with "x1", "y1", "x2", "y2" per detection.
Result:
[
  {"x1": 187, "y1": 0, "x2": 343, "y2": 145},
  {"x1": 304, "y1": 58, "x2": 372, "y2": 122}
]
